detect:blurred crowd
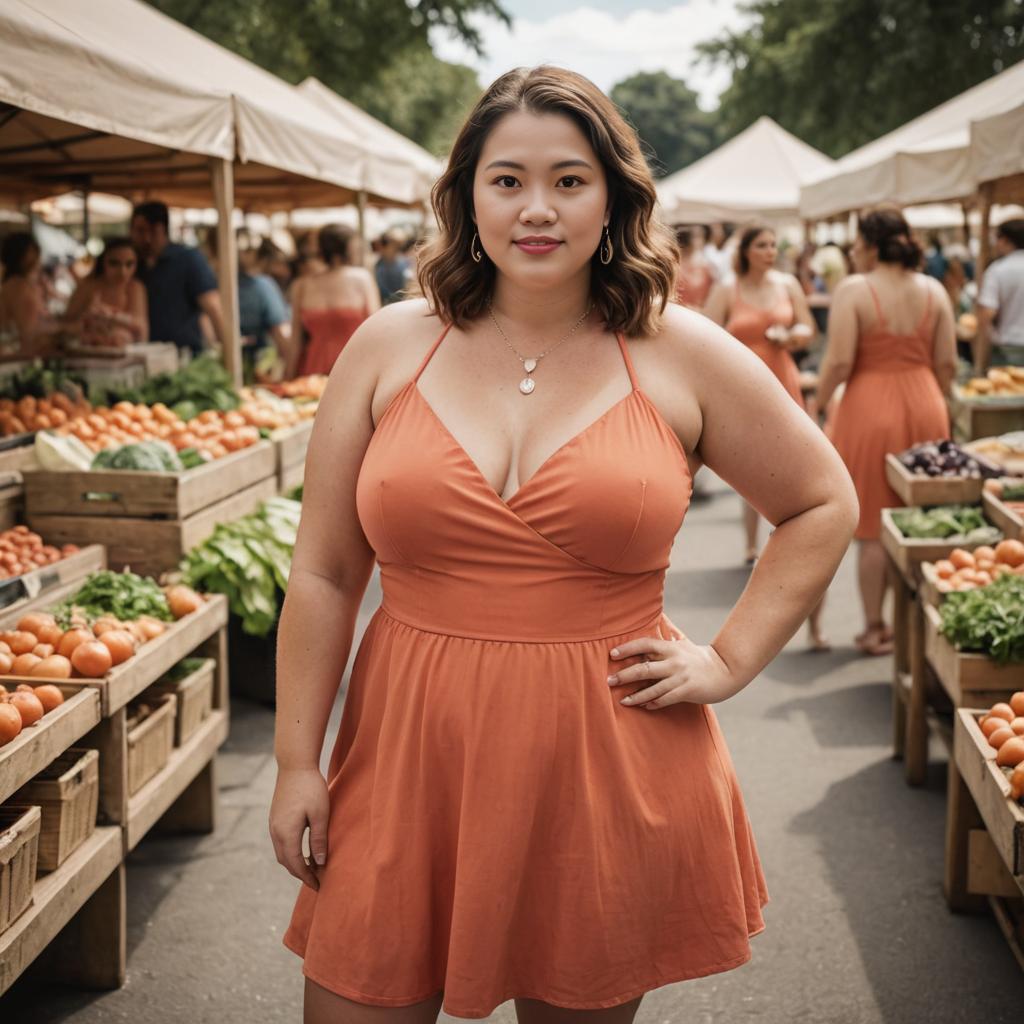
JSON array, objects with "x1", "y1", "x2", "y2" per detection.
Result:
[{"x1": 0, "y1": 201, "x2": 427, "y2": 383}]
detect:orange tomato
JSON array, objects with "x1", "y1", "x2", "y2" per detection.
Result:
[
  {"x1": 57, "y1": 628, "x2": 94, "y2": 659},
  {"x1": 71, "y1": 641, "x2": 112, "y2": 679},
  {"x1": 7, "y1": 631, "x2": 38, "y2": 655},
  {"x1": 996, "y1": 736, "x2": 1024, "y2": 767},
  {"x1": 1010, "y1": 717, "x2": 1024, "y2": 736},
  {"x1": 995, "y1": 539, "x2": 1024, "y2": 568},
  {"x1": 981, "y1": 715, "x2": 1007, "y2": 738},
  {"x1": 1010, "y1": 692, "x2": 1024, "y2": 717},
  {"x1": 988, "y1": 702, "x2": 1016, "y2": 723},
  {"x1": 31, "y1": 644, "x2": 54, "y2": 659},
  {"x1": 934, "y1": 559, "x2": 955, "y2": 580},
  {"x1": 988, "y1": 726, "x2": 1015, "y2": 750},
  {"x1": 32, "y1": 680, "x2": 68, "y2": 705},
  {"x1": 99, "y1": 630, "x2": 135, "y2": 666},
  {"x1": 0, "y1": 702, "x2": 22, "y2": 745},
  {"x1": 949, "y1": 548, "x2": 975, "y2": 570},
  {"x1": 11, "y1": 653, "x2": 41, "y2": 677}
]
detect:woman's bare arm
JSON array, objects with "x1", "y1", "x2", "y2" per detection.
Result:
[
  {"x1": 783, "y1": 273, "x2": 816, "y2": 350},
  {"x1": 62, "y1": 278, "x2": 94, "y2": 328},
  {"x1": 285, "y1": 279, "x2": 305, "y2": 378},
  {"x1": 702, "y1": 282, "x2": 731, "y2": 327},
  {"x1": 928, "y1": 277, "x2": 958, "y2": 395},
  {"x1": 816, "y1": 276, "x2": 861, "y2": 409},
  {"x1": 129, "y1": 280, "x2": 149, "y2": 341}
]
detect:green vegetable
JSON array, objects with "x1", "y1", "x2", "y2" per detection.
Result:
[
  {"x1": 940, "y1": 573, "x2": 1024, "y2": 664},
  {"x1": 178, "y1": 447, "x2": 207, "y2": 470},
  {"x1": 286, "y1": 483, "x2": 303, "y2": 502},
  {"x1": 1002, "y1": 482, "x2": 1024, "y2": 502},
  {"x1": 34, "y1": 430, "x2": 93, "y2": 471},
  {"x1": 891, "y1": 504, "x2": 1000, "y2": 542},
  {"x1": 180, "y1": 497, "x2": 301, "y2": 637},
  {"x1": 99, "y1": 354, "x2": 240, "y2": 413},
  {"x1": 0, "y1": 361, "x2": 85, "y2": 403},
  {"x1": 54, "y1": 569, "x2": 172, "y2": 628},
  {"x1": 90, "y1": 440, "x2": 183, "y2": 472}
]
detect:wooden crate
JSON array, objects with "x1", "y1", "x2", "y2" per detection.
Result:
[
  {"x1": 126, "y1": 693, "x2": 176, "y2": 796},
  {"x1": 0, "y1": 479, "x2": 23, "y2": 533},
  {"x1": 0, "y1": 543, "x2": 105, "y2": 615},
  {"x1": 271, "y1": 420, "x2": 313, "y2": 492},
  {"x1": 28, "y1": 475, "x2": 276, "y2": 578},
  {"x1": 149, "y1": 659, "x2": 214, "y2": 747},
  {"x1": 885, "y1": 453, "x2": 985, "y2": 507},
  {"x1": 951, "y1": 389, "x2": 1024, "y2": 443},
  {"x1": 0, "y1": 444, "x2": 38, "y2": 477},
  {"x1": 924, "y1": 602, "x2": 1024, "y2": 705},
  {"x1": 880, "y1": 507, "x2": 1000, "y2": 583},
  {"x1": 983, "y1": 489, "x2": 1024, "y2": 540},
  {"x1": 0, "y1": 805, "x2": 39, "y2": 936},
  {"x1": 14, "y1": 748, "x2": 99, "y2": 872},
  {"x1": 0, "y1": 685, "x2": 101, "y2": 805},
  {"x1": 22, "y1": 440, "x2": 275, "y2": 520},
  {"x1": 0, "y1": 590, "x2": 229, "y2": 716}
]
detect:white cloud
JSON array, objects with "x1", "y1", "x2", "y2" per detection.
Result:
[{"x1": 430, "y1": 1, "x2": 749, "y2": 109}]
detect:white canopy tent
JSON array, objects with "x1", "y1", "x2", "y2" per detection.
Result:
[
  {"x1": 656, "y1": 116, "x2": 835, "y2": 225},
  {"x1": 800, "y1": 59, "x2": 1024, "y2": 221}
]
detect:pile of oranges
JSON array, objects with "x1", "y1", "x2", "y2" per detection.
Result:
[
  {"x1": 931, "y1": 539, "x2": 1024, "y2": 593},
  {"x1": 0, "y1": 680, "x2": 65, "y2": 747},
  {"x1": 978, "y1": 692, "x2": 1024, "y2": 801},
  {"x1": 55, "y1": 401, "x2": 261, "y2": 459},
  {"x1": 0, "y1": 392, "x2": 92, "y2": 436}
]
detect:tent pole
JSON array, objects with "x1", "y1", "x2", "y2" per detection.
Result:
[
  {"x1": 210, "y1": 157, "x2": 242, "y2": 387},
  {"x1": 978, "y1": 182, "x2": 994, "y2": 276},
  {"x1": 356, "y1": 189, "x2": 367, "y2": 257},
  {"x1": 960, "y1": 201, "x2": 970, "y2": 247},
  {"x1": 82, "y1": 189, "x2": 90, "y2": 245}
]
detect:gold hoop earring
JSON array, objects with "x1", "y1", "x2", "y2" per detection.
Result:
[
  {"x1": 470, "y1": 232, "x2": 483, "y2": 263},
  {"x1": 600, "y1": 226, "x2": 614, "y2": 265}
]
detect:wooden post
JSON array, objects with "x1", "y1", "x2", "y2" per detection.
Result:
[
  {"x1": 356, "y1": 189, "x2": 368, "y2": 259},
  {"x1": 978, "y1": 181, "x2": 994, "y2": 276},
  {"x1": 210, "y1": 157, "x2": 242, "y2": 388},
  {"x1": 960, "y1": 201, "x2": 971, "y2": 247}
]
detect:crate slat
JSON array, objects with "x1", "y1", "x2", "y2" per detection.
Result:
[{"x1": 885, "y1": 453, "x2": 985, "y2": 507}]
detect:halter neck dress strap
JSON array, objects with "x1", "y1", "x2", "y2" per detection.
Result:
[
  {"x1": 615, "y1": 332, "x2": 640, "y2": 391},
  {"x1": 412, "y1": 324, "x2": 453, "y2": 383},
  {"x1": 864, "y1": 281, "x2": 887, "y2": 328}
]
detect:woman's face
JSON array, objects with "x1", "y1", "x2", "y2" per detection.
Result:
[
  {"x1": 472, "y1": 109, "x2": 609, "y2": 293},
  {"x1": 103, "y1": 246, "x2": 137, "y2": 285},
  {"x1": 851, "y1": 234, "x2": 876, "y2": 273},
  {"x1": 746, "y1": 231, "x2": 777, "y2": 273}
]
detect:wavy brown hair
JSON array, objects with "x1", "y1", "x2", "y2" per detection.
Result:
[
  {"x1": 735, "y1": 224, "x2": 774, "y2": 276},
  {"x1": 417, "y1": 66, "x2": 678, "y2": 337}
]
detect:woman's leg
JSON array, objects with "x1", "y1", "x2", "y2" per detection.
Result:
[
  {"x1": 304, "y1": 979, "x2": 443, "y2": 1024},
  {"x1": 515, "y1": 994, "x2": 644, "y2": 1024},
  {"x1": 742, "y1": 502, "x2": 760, "y2": 563},
  {"x1": 856, "y1": 539, "x2": 892, "y2": 654},
  {"x1": 806, "y1": 595, "x2": 830, "y2": 651}
]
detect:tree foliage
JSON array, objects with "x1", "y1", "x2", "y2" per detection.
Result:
[
  {"x1": 146, "y1": 0, "x2": 504, "y2": 153},
  {"x1": 697, "y1": 0, "x2": 1024, "y2": 158},
  {"x1": 610, "y1": 72, "x2": 718, "y2": 178}
]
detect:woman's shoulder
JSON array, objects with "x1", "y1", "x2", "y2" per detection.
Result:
[{"x1": 344, "y1": 298, "x2": 442, "y2": 362}]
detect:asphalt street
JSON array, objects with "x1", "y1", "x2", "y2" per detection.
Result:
[{"x1": 5, "y1": 475, "x2": 1023, "y2": 1023}]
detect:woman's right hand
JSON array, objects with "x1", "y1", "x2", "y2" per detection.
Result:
[{"x1": 269, "y1": 766, "x2": 330, "y2": 891}]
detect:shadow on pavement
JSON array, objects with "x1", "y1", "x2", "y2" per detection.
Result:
[{"x1": 766, "y1": 681, "x2": 894, "y2": 749}]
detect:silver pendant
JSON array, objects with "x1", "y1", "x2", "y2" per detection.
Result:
[
  {"x1": 519, "y1": 377, "x2": 536, "y2": 395},
  {"x1": 523, "y1": 358, "x2": 538, "y2": 373}
]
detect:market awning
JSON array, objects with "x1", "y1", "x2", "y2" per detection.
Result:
[
  {"x1": 0, "y1": 0, "x2": 423, "y2": 209},
  {"x1": 799, "y1": 59, "x2": 1024, "y2": 220},
  {"x1": 656, "y1": 117, "x2": 835, "y2": 224}
]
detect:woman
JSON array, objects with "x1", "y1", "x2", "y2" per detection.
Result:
[
  {"x1": 672, "y1": 225, "x2": 714, "y2": 309},
  {"x1": 63, "y1": 237, "x2": 148, "y2": 347},
  {"x1": 818, "y1": 207, "x2": 955, "y2": 656},
  {"x1": 286, "y1": 224, "x2": 380, "y2": 378},
  {"x1": 705, "y1": 226, "x2": 816, "y2": 563},
  {"x1": 0, "y1": 233, "x2": 52, "y2": 356},
  {"x1": 272, "y1": 67, "x2": 857, "y2": 1024}
]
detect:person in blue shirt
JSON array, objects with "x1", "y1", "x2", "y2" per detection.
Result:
[
  {"x1": 237, "y1": 233, "x2": 290, "y2": 380},
  {"x1": 130, "y1": 201, "x2": 227, "y2": 354}
]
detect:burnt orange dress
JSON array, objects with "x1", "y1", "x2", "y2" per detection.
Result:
[
  {"x1": 829, "y1": 281, "x2": 950, "y2": 540},
  {"x1": 725, "y1": 283, "x2": 803, "y2": 405},
  {"x1": 298, "y1": 306, "x2": 368, "y2": 376},
  {"x1": 675, "y1": 261, "x2": 714, "y2": 309},
  {"x1": 284, "y1": 328, "x2": 768, "y2": 1018}
]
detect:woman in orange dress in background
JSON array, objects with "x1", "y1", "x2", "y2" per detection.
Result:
[
  {"x1": 673, "y1": 225, "x2": 714, "y2": 310},
  {"x1": 818, "y1": 206, "x2": 956, "y2": 655},
  {"x1": 287, "y1": 223, "x2": 380, "y2": 378}
]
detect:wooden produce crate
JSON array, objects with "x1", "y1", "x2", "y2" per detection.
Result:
[
  {"x1": 885, "y1": 453, "x2": 985, "y2": 507},
  {"x1": 126, "y1": 693, "x2": 176, "y2": 796},
  {"x1": 0, "y1": 542, "x2": 105, "y2": 615},
  {"x1": 22, "y1": 440, "x2": 275, "y2": 520},
  {"x1": 0, "y1": 685, "x2": 101, "y2": 805},
  {"x1": 880, "y1": 507, "x2": 999, "y2": 584},
  {"x1": 149, "y1": 659, "x2": 214, "y2": 747},
  {"x1": 951, "y1": 389, "x2": 1024, "y2": 444},
  {"x1": 923, "y1": 603, "x2": 1024, "y2": 707},
  {"x1": 271, "y1": 420, "x2": 313, "y2": 493},
  {"x1": 0, "y1": 475, "x2": 23, "y2": 533},
  {"x1": 983, "y1": 489, "x2": 1024, "y2": 540},
  {"x1": 945, "y1": 709, "x2": 1024, "y2": 969},
  {"x1": 0, "y1": 443, "x2": 38, "y2": 477},
  {"x1": 14, "y1": 748, "x2": 99, "y2": 872},
  {"x1": 0, "y1": 805, "x2": 39, "y2": 936}
]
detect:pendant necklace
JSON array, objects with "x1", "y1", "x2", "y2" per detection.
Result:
[{"x1": 487, "y1": 303, "x2": 593, "y2": 395}]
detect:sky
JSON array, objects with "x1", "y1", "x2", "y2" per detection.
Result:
[{"x1": 430, "y1": 0, "x2": 749, "y2": 109}]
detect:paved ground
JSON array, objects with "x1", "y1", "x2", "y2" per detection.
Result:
[{"x1": 5, "y1": 476, "x2": 1024, "y2": 1022}]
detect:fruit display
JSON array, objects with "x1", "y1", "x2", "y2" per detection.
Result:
[
  {"x1": 981, "y1": 478, "x2": 1024, "y2": 524},
  {"x1": 236, "y1": 387, "x2": 317, "y2": 431},
  {"x1": 976, "y1": 692, "x2": 1024, "y2": 801},
  {"x1": 890, "y1": 504, "x2": 1002, "y2": 544},
  {"x1": 959, "y1": 365, "x2": 1024, "y2": 399},
  {"x1": 928, "y1": 540, "x2": 1024, "y2": 593},
  {"x1": 966, "y1": 432, "x2": 1024, "y2": 476},
  {"x1": 180, "y1": 496, "x2": 299, "y2": 637},
  {"x1": 0, "y1": 679, "x2": 66, "y2": 747},
  {"x1": 896, "y1": 439, "x2": 1002, "y2": 480},
  {"x1": 939, "y1": 572, "x2": 1024, "y2": 664},
  {"x1": 266, "y1": 375, "x2": 327, "y2": 402},
  {"x1": 0, "y1": 526, "x2": 80, "y2": 582},
  {"x1": 46, "y1": 402, "x2": 261, "y2": 461},
  {"x1": 0, "y1": 573, "x2": 204, "y2": 686},
  {"x1": 0, "y1": 365, "x2": 94, "y2": 438}
]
